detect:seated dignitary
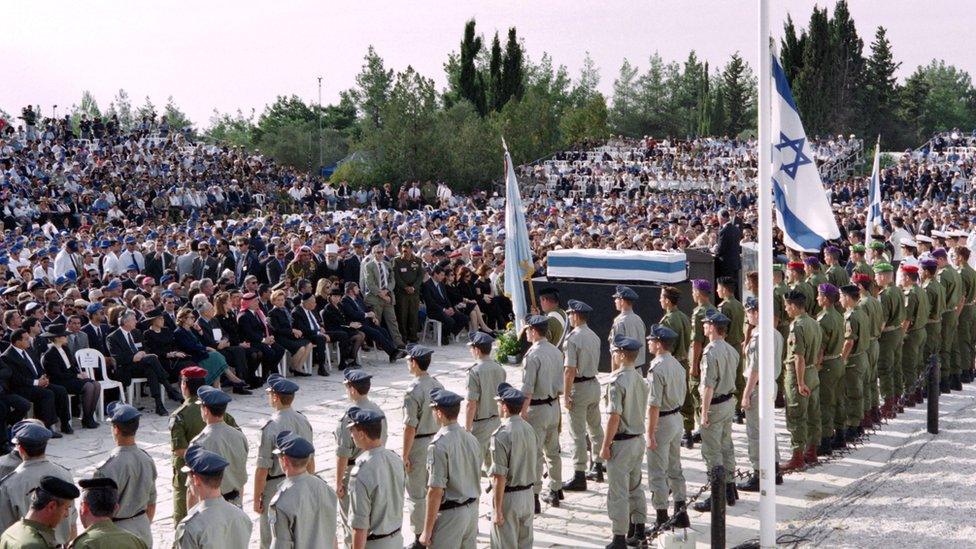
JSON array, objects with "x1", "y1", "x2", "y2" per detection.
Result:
[
  {"x1": 107, "y1": 311, "x2": 182, "y2": 416},
  {"x1": 40, "y1": 323, "x2": 101, "y2": 429},
  {"x1": 2, "y1": 329, "x2": 72, "y2": 436},
  {"x1": 266, "y1": 431, "x2": 337, "y2": 549},
  {"x1": 174, "y1": 446, "x2": 253, "y2": 549},
  {"x1": 0, "y1": 475, "x2": 79, "y2": 549},
  {"x1": 70, "y1": 477, "x2": 149, "y2": 549}
]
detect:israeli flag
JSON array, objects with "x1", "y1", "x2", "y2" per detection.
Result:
[
  {"x1": 502, "y1": 139, "x2": 534, "y2": 332},
  {"x1": 771, "y1": 54, "x2": 840, "y2": 252},
  {"x1": 865, "y1": 137, "x2": 882, "y2": 249}
]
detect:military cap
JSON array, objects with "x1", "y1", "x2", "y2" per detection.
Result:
[
  {"x1": 900, "y1": 264, "x2": 919, "y2": 274},
  {"x1": 429, "y1": 387, "x2": 464, "y2": 408},
  {"x1": 346, "y1": 406, "x2": 385, "y2": 426},
  {"x1": 342, "y1": 369, "x2": 372, "y2": 384},
  {"x1": 787, "y1": 261, "x2": 805, "y2": 271},
  {"x1": 266, "y1": 374, "x2": 300, "y2": 394},
  {"x1": 12, "y1": 421, "x2": 53, "y2": 446},
  {"x1": 867, "y1": 241, "x2": 885, "y2": 250},
  {"x1": 850, "y1": 244, "x2": 866, "y2": 253},
  {"x1": 467, "y1": 331, "x2": 494, "y2": 347},
  {"x1": 691, "y1": 279, "x2": 712, "y2": 293},
  {"x1": 825, "y1": 245, "x2": 842, "y2": 257},
  {"x1": 273, "y1": 431, "x2": 315, "y2": 459},
  {"x1": 873, "y1": 262, "x2": 894, "y2": 273},
  {"x1": 840, "y1": 284, "x2": 860, "y2": 298},
  {"x1": 784, "y1": 290, "x2": 807, "y2": 305},
  {"x1": 78, "y1": 478, "x2": 118, "y2": 491},
  {"x1": 900, "y1": 239, "x2": 918, "y2": 248},
  {"x1": 405, "y1": 344, "x2": 434, "y2": 359},
  {"x1": 920, "y1": 258, "x2": 939, "y2": 269},
  {"x1": 566, "y1": 299, "x2": 592, "y2": 313},
  {"x1": 851, "y1": 272, "x2": 873, "y2": 284},
  {"x1": 931, "y1": 230, "x2": 946, "y2": 239},
  {"x1": 612, "y1": 285, "x2": 639, "y2": 301},
  {"x1": 180, "y1": 366, "x2": 207, "y2": 379},
  {"x1": 181, "y1": 445, "x2": 230, "y2": 475},
  {"x1": 27, "y1": 280, "x2": 46, "y2": 291},
  {"x1": 610, "y1": 334, "x2": 642, "y2": 351},
  {"x1": 196, "y1": 385, "x2": 232, "y2": 407},
  {"x1": 931, "y1": 248, "x2": 948, "y2": 259},
  {"x1": 646, "y1": 324, "x2": 678, "y2": 341},
  {"x1": 85, "y1": 302, "x2": 105, "y2": 315},
  {"x1": 703, "y1": 309, "x2": 731, "y2": 326},
  {"x1": 803, "y1": 256, "x2": 821, "y2": 267},
  {"x1": 915, "y1": 235, "x2": 933, "y2": 244},
  {"x1": 494, "y1": 382, "x2": 525, "y2": 406},
  {"x1": 37, "y1": 476, "x2": 80, "y2": 500},
  {"x1": 744, "y1": 296, "x2": 758, "y2": 310},
  {"x1": 525, "y1": 315, "x2": 550, "y2": 329},
  {"x1": 818, "y1": 283, "x2": 839, "y2": 297},
  {"x1": 106, "y1": 402, "x2": 141, "y2": 423},
  {"x1": 772, "y1": 264, "x2": 785, "y2": 273},
  {"x1": 105, "y1": 279, "x2": 122, "y2": 290}
]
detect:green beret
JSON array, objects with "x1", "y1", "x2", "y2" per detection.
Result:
[
  {"x1": 867, "y1": 241, "x2": 885, "y2": 250},
  {"x1": 772, "y1": 264, "x2": 784, "y2": 272},
  {"x1": 873, "y1": 262, "x2": 893, "y2": 273},
  {"x1": 850, "y1": 244, "x2": 866, "y2": 253}
]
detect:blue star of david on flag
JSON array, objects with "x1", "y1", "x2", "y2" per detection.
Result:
[{"x1": 774, "y1": 133, "x2": 811, "y2": 180}]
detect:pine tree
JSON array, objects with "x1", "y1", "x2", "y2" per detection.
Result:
[
  {"x1": 723, "y1": 52, "x2": 752, "y2": 136},
  {"x1": 828, "y1": 0, "x2": 865, "y2": 134},
  {"x1": 794, "y1": 6, "x2": 832, "y2": 135},
  {"x1": 696, "y1": 62, "x2": 712, "y2": 136},
  {"x1": 353, "y1": 46, "x2": 393, "y2": 130},
  {"x1": 488, "y1": 33, "x2": 504, "y2": 112},
  {"x1": 864, "y1": 26, "x2": 901, "y2": 143},
  {"x1": 501, "y1": 27, "x2": 525, "y2": 104},
  {"x1": 780, "y1": 15, "x2": 807, "y2": 83},
  {"x1": 458, "y1": 20, "x2": 487, "y2": 116}
]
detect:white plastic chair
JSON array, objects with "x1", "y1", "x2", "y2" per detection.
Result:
[
  {"x1": 127, "y1": 378, "x2": 150, "y2": 407},
  {"x1": 75, "y1": 348, "x2": 126, "y2": 422},
  {"x1": 421, "y1": 318, "x2": 443, "y2": 347}
]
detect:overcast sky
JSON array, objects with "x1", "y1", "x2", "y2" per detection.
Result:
[{"x1": 4, "y1": 1, "x2": 972, "y2": 126}]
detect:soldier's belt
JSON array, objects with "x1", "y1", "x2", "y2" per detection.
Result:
[
  {"x1": 660, "y1": 406, "x2": 682, "y2": 417},
  {"x1": 504, "y1": 484, "x2": 533, "y2": 493},
  {"x1": 439, "y1": 497, "x2": 477, "y2": 511},
  {"x1": 710, "y1": 393, "x2": 733, "y2": 405},
  {"x1": 112, "y1": 509, "x2": 146, "y2": 522},
  {"x1": 266, "y1": 473, "x2": 285, "y2": 481},
  {"x1": 612, "y1": 432, "x2": 640, "y2": 441},
  {"x1": 223, "y1": 490, "x2": 240, "y2": 501},
  {"x1": 530, "y1": 396, "x2": 557, "y2": 406},
  {"x1": 822, "y1": 355, "x2": 842, "y2": 361},
  {"x1": 573, "y1": 376, "x2": 596, "y2": 383},
  {"x1": 414, "y1": 432, "x2": 437, "y2": 439},
  {"x1": 347, "y1": 458, "x2": 356, "y2": 466},
  {"x1": 882, "y1": 326, "x2": 899, "y2": 333},
  {"x1": 473, "y1": 415, "x2": 498, "y2": 423},
  {"x1": 367, "y1": 527, "x2": 401, "y2": 541}
]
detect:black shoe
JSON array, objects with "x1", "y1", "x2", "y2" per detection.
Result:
[
  {"x1": 683, "y1": 431, "x2": 694, "y2": 449},
  {"x1": 557, "y1": 489, "x2": 565, "y2": 501},
  {"x1": 672, "y1": 501, "x2": 690, "y2": 528},
  {"x1": 734, "y1": 410, "x2": 745, "y2": 424},
  {"x1": 49, "y1": 431, "x2": 63, "y2": 439},
  {"x1": 726, "y1": 482, "x2": 738, "y2": 506},
  {"x1": 408, "y1": 539, "x2": 424, "y2": 549},
  {"x1": 61, "y1": 424, "x2": 74, "y2": 435},
  {"x1": 541, "y1": 489, "x2": 560, "y2": 507},
  {"x1": 166, "y1": 386, "x2": 183, "y2": 402},
  {"x1": 831, "y1": 429, "x2": 847, "y2": 450},
  {"x1": 692, "y1": 496, "x2": 711, "y2": 512},
  {"x1": 606, "y1": 535, "x2": 628, "y2": 549},
  {"x1": 625, "y1": 523, "x2": 645, "y2": 546},
  {"x1": 562, "y1": 471, "x2": 587, "y2": 491},
  {"x1": 289, "y1": 369, "x2": 311, "y2": 377},
  {"x1": 737, "y1": 471, "x2": 760, "y2": 492},
  {"x1": 940, "y1": 378, "x2": 950, "y2": 394},
  {"x1": 585, "y1": 463, "x2": 605, "y2": 482},
  {"x1": 81, "y1": 418, "x2": 99, "y2": 429},
  {"x1": 816, "y1": 437, "x2": 833, "y2": 456},
  {"x1": 691, "y1": 430, "x2": 702, "y2": 443},
  {"x1": 951, "y1": 374, "x2": 963, "y2": 391},
  {"x1": 534, "y1": 495, "x2": 541, "y2": 514},
  {"x1": 775, "y1": 393, "x2": 786, "y2": 408},
  {"x1": 627, "y1": 523, "x2": 635, "y2": 539},
  {"x1": 654, "y1": 509, "x2": 670, "y2": 527},
  {"x1": 155, "y1": 402, "x2": 169, "y2": 416},
  {"x1": 232, "y1": 386, "x2": 252, "y2": 395},
  {"x1": 317, "y1": 366, "x2": 329, "y2": 376}
]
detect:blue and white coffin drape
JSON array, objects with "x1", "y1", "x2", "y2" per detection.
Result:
[{"x1": 546, "y1": 249, "x2": 687, "y2": 284}]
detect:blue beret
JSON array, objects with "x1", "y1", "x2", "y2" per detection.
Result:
[
  {"x1": 0, "y1": 257, "x2": 7, "y2": 266},
  {"x1": 647, "y1": 324, "x2": 678, "y2": 342},
  {"x1": 429, "y1": 388, "x2": 464, "y2": 408},
  {"x1": 467, "y1": 331, "x2": 494, "y2": 347},
  {"x1": 105, "y1": 280, "x2": 122, "y2": 290},
  {"x1": 196, "y1": 385, "x2": 232, "y2": 407},
  {"x1": 12, "y1": 421, "x2": 53, "y2": 446},
  {"x1": 99, "y1": 240, "x2": 111, "y2": 249},
  {"x1": 525, "y1": 315, "x2": 550, "y2": 329},
  {"x1": 106, "y1": 401, "x2": 141, "y2": 423},
  {"x1": 181, "y1": 445, "x2": 229, "y2": 475},
  {"x1": 124, "y1": 236, "x2": 136, "y2": 244},
  {"x1": 273, "y1": 430, "x2": 315, "y2": 459},
  {"x1": 612, "y1": 285, "x2": 639, "y2": 301},
  {"x1": 406, "y1": 344, "x2": 434, "y2": 359},
  {"x1": 266, "y1": 374, "x2": 299, "y2": 395},
  {"x1": 566, "y1": 299, "x2": 592, "y2": 313},
  {"x1": 346, "y1": 406, "x2": 385, "y2": 426},
  {"x1": 610, "y1": 334, "x2": 642, "y2": 351},
  {"x1": 343, "y1": 369, "x2": 372, "y2": 384},
  {"x1": 744, "y1": 296, "x2": 758, "y2": 310},
  {"x1": 160, "y1": 274, "x2": 174, "y2": 284},
  {"x1": 494, "y1": 382, "x2": 525, "y2": 406},
  {"x1": 86, "y1": 303, "x2": 105, "y2": 315},
  {"x1": 703, "y1": 309, "x2": 731, "y2": 326}
]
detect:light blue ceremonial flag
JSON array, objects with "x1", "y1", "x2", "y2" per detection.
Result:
[
  {"x1": 770, "y1": 54, "x2": 840, "y2": 252},
  {"x1": 502, "y1": 139, "x2": 534, "y2": 332},
  {"x1": 865, "y1": 137, "x2": 882, "y2": 248}
]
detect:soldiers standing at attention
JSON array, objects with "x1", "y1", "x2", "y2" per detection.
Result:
[
  {"x1": 692, "y1": 310, "x2": 739, "y2": 512},
  {"x1": 401, "y1": 345, "x2": 444, "y2": 549},
  {"x1": 347, "y1": 407, "x2": 404, "y2": 549},
  {"x1": 839, "y1": 285, "x2": 870, "y2": 443},
  {"x1": 188, "y1": 386, "x2": 249, "y2": 509},
  {"x1": 69, "y1": 478, "x2": 147, "y2": 549},
  {"x1": 644, "y1": 325, "x2": 690, "y2": 531},
  {"x1": 174, "y1": 447, "x2": 253, "y2": 549},
  {"x1": 920, "y1": 259, "x2": 945, "y2": 391},
  {"x1": 780, "y1": 290, "x2": 822, "y2": 471},
  {"x1": 419, "y1": 389, "x2": 482, "y2": 549},
  {"x1": 92, "y1": 403, "x2": 156, "y2": 547},
  {"x1": 849, "y1": 244, "x2": 873, "y2": 278},
  {"x1": 463, "y1": 332, "x2": 506, "y2": 474},
  {"x1": 804, "y1": 257, "x2": 828, "y2": 315},
  {"x1": 538, "y1": 288, "x2": 570, "y2": 347},
  {"x1": 952, "y1": 246, "x2": 976, "y2": 384},
  {"x1": 824, "y1": 246, "x2": 851, "y2": 289},
  {"x1": 934, "y1": 248, "x2": 963, "y2": 392},
  {"x1": 787, "y1": 262, "x2": 816, "y2": 316},
  {"x1": 814, "y1": 285, "x2": 846, "y2": 455},
  {"x1": 170, "y1": 367, "x2": 240, "y2": 526},
  {"x1": 658, "y1": 286, "x2": 693, "y2": 449},
  {"x1": 267, "y1": 432, "x2": 337, "y2": 549},
  {"x1": 489, "y1": 383, "x2": 539, "y2": 549},
  {"x1": 520, "y1": 314, "x2": 565, "y2": 511},
  {"x1": 336, "y1": 370, "x2": 387, "y2": 548},
  {"x1": 737, "y1": 297, "x2": 784, "y2": 492},
  {"x1": 561, "y1": 300, "x2": 605, "y2": 491},
  {"x1": 853, "y1": 272, "x2": 882, "y2": 427},
  {"x1": 716, "y1": 277, "x2": 745, "y2": 423},
  {"x1": 393, "y1": 241, "x2": 423, "y2": 344},
  {"x1": 610, "y1": 286, "x2": 647, "y2": 373},
  {"x1": 254, "y1": 374, "x2": 313, "y2": 549},
  {"x1": 689, "y1": 279, "x2": 717, "y2": 443},
  {"x1": 0, "y1": 422, "x2": 77, "y2": 545},
  {"x1": 873, "y1": 263, "x2": 905, "y2": 419},
  {"x1": 0, "y1": 476, "x2": 78, "y2": 549},
  {"x1": 600, "y1": 335, "x2": 649, "y2": 549},
  {"x1": 899, "y1": 264, "x2": 929, "y2": 407}
]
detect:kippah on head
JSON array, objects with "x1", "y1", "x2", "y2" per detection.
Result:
[
  {"x1": 784, "y1": 290, "x2": 806, "y2": 305},
  {"x1": 840, "y1": 284, "x2": 860, "y2": 298}
]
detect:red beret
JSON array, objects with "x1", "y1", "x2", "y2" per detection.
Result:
[
  {"x1": 851, "y1": 273, "x2": 872, "y2": 283},
  {"x1": 900, "y1": 264, "x2": 919, "y2": 273},
  {"x1": 787, "y1": 261, "x2": 805, "y2": 271},
  {"x1": 180, "y1": 366, "x2": 207, "y2": 379}
]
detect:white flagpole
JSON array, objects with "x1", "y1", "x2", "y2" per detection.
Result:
[{"x1": 757, "y1": 0, "x2": 777, "y2": 547}]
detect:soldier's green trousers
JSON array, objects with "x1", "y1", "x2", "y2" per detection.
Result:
[
  {"x1": 606, "y1": 436, "x2": 647, "y2": 535},
  {"x1": 844, "y1": 353, "x2": 868, "y2": 427},
  {"x1": 679, "y1": 360, "x2": 695, "y2": 434},
  {"x1": 173, "y1": 468, "x2": 188, "y2": 526},
  {"x1": 567, "y1": 379, "x2": 604, "y2": 471},
  {"x1": 863, "y1": 340, "x2": 879, "y2": 414},
  {"x1": 645, "y1": 414, "x2": 686, "y2": 510},
  {"x1": 957, "y1": 305, "x2": 975, "y2": 376},
  {"x1": 733, "y1": 348, "x2": 745, "y2": 415},
  {"x1": 901, "y1": 328, "x2": 926, "y2": 391},
  {"x1": 940, "y1": 311, "x2": 959, "y2": 375},
  {"x1": 395, "y1": 290, "x2": 420, "y2": 342},
  {"x1": 689, "y1": 372, "x2": 702, "y2": 430},
  {"x1": 819, "y1": 357, "x2": 845, "y2": 436},
  {"x1": 878, "y1": 328, "x2": 904, "y2": 400},
  {"x1": 785, "y1": 366, "x2": 818, "y2": 452},
  {"x1": 700, "y1": 399, "x2": 735, "y2": 481},
  {"x1": 925, "y1": 321, "x2": 942, "y2": 370}
]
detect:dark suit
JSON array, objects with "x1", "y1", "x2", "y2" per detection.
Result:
[
  {"x1": 339, "y1": 295, "x2": 396, "y2": 355},
  {"x1": 421, "y1": 278, "x2": 464, "y2": 342},
  {"x1": 145, "y1": 251, "x2": 176, "y2": 280},
  {"x1": 266, "y1": 258, "x2": 287, "y2": 286},
  {"x1": 1, "y1": 345, "x2": 69, "y2": 429},
  {"x1": 106, "y1": 328, "x2": 170, "y2": 401},
  {"x1": 341, "y1": 255, "x2": 361, "y2": 285},
  {"x1": 293, "y1": 305, "x2": 349, "y2": 369},
  {"x1": 0, "y1": 362, "x2": 31, "y2": 444},
  {"x1": 191, "y1": 255, "x2": 221, "y2": 281},
  {"x1": 234, "y1": 250, "x2": 261, "y2": 283},
  {"x1": 237, "y1": 310, "x2": 284, "y2": 375},
  {"x1": 714, "y1": 221, "x2": 743, "y2": 281},
  {"x1": 83, "y1": 322, "x2": 112, "y2": 359},
  {"x1": 199, "y1": 316, "x2": 248, "y2": 381}
]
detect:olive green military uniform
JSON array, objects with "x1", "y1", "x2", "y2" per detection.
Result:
[
  {"x1": 349, "y1": 447, "x2": 405, "y2": 549},
  {"x1": 826, "y1": 264, "x2": 850, "y2": 289},
  {"x1": 956, "y1": 262, "x2": 976, "y2": 380},
  {"x1": 689, "y1": 303, "x2": 718, "y2": 427},
  {"x1": 522, "y1": 340, "x2": 564, "y2": 495},
  {"x1": 660, "y1": 308, "x2": 693, "y2": 433},
  {"x1": 816, "y1": 302, "x2": 844, "y2": 438},
  {"x1": 784, "y1": 312, "x2": 822, "y2": 452},
  {"x1": 190, "y1": 422, "x2": 249, "y2": 507},
  {"x1": 174, "y1": 496, "x2": 253, "y2": 549},
  {"x1": 393, "y1": 254, "x2": 424, "y2": 342},
  {"x1": 170, "y1": 400, "x2": 239, "y2": 525},
  {"x1": 774, "y1": 280, "x2": 790, "y2": 399},
  {"x1": 791, "y1": 280, "x2": 817, "y2": 317},
  {"x1": 923, "y1": 277, "x2": 945, "y2": 374},
  {"x1": 466, "y1": 357, "x2": 507, "y2": 471},
  {"x1": 854, "y1": 261, "x2": 874, "y2": 278},
  {"x1": 645, "y1": 352, "x2": 687, "y2": 511},
  {"x1": 938, "y1": 264, "x2": 962, "y2": 377},
  {"x1": 403, "y1": 374, "x2": 444, "y2": 537},
  {"x1": 427, "y1": 423, "x2": 482, "y2": 549},
  {"x1": 93, "y1": 445, "x2": 157, "y2": 547},
  {"x1": 267, "y1": 473, "x2": 337, "y2": 549},
  {"x1": 878, "y1": 283, "x2": 906, "y2": 401},
  {"x1": 489, "y1": 416, "x2": 539, "y2": 549},
  {"x1": 547, "y1": 309, "x2": 570, "y2": 348},
  {"x1": 336, "y1": 398, "x2": 387, "y2": 548},
  {"x1": 843, "y1": 306, "x2": 871, "y2": 427},
  {"x1": 0, "y1": 518, "x2": 57, "y2": 549},
  {"x1": 610, "y1": 310, "x2": 647, "y2": 370},
  {"x1": 902, "y1": 283, "x2": 929, "y2": 391},
  {"x1": 719, "y1": 296, "x2": 746, "y2": 411},
  {"x1": 68, "y1": 520, "x2": 148, "y2": 549},
  {"x1": 0, "y1": 458, "x2": 77, "y2": 546},
  {"x1": 806, "y1": 272, "x2": 828, "y2": 315},
  {"x1": 604, "y1": 363, "x2": 649, "y2": 536},
  {"x1": 857, "y1": 293, "x2": 883, "y2": 415},
  {"x1": 700, "y1": 338, "x2": 738, "y2": 481},
  {"x1": 744, "y1": 329, "x2": 783, "y2": 469},
  {"x1": 562, "y1": 324, "x2": 604, "y2": 472},
  {"x1": 257, "y1": 408, "x2": 313, "y2": 548}
]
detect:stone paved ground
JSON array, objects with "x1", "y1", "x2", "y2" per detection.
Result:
[{"x1": 47, "y1": 339, "x2": 967, "y2": 548}]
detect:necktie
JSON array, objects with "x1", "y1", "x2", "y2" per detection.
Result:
[
  {"x1": 161, "y1": 253, "x2": 167, "y2": 272},
  {"x1": 126, "y1": 331, "x2": 137, "y2": 353},
  {"x1": 438, "y1": 283, "x2": 446, "y2": 301},
  {"x1": 22, "y1": 350, "x2": 39, "y2": 378},
  {"x1": 307, "y1": 309, "x2": 319, "y2": 332}
]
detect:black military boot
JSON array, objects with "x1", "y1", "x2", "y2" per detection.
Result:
[
  {"x1": 586, "y1": 463, "x2": 605, "y2": 482},
  {"x1": 409, "y1": 535, "x2": 425, "y2": 549},
  {"x1": 682, "y1": 430, "x2": 694, "y2": 449},
  {"x1": 951, "y1": 373, "x2": 963, "y2": 391},
  {"x1": 534, "y1": 495, "x2": 541, "y2": 514},
  {"x1": 541, "y1": 489, "x2": 560, "y2": 508},
  {"x1": 654, "y1": 509, "x2": 670, "y2": 528},
  {"x1": 606, "y1": 535, "x2": 628, "y2": 549},
  {"x1": 737, "y1": 470, "x2": 760, "y2": 492},
  {"x1": 673, "y1": 501, "x2": 690, "y2": 528},
  {"x1": 626, "y1": 523, "x2": 646, "y2": 547},
  {"x1": 816, "y1": 436, "x2": 833, "y2": 456},
  {"x1": 726, "y1": 482, "x2": 738, "y2": 506},
  {"x1": 776, "y1": 463, "x2": 783, "y2": 485},
  {"x1": 940, "y1": 377, "x2": 951, "y2": 394},
  {"x1": 563, "y1": 471, "x2": 587, "y2": 492},
  {"x1": 692, "y1": 496, "x2": 712, "y2": 512}
]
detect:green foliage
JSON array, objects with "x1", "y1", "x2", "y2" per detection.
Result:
[
  {"x1": 501, "y1": 28, "x2": 525, "y2": 105},
  {"x1": 352, "y1": 46, "x2": 393, "y2": 131},
  {"x1": 458, "y1": 20, "x2": 488, "y2": 116},
  {"x1": 560, "y1": 94, "x2": 610, "y2": 146},
  {"x1": 107, "y1": 89, "x2": 134, "y2": 131},
  {"x1": 74, "y1": 90, "x2": 101, "y2": 120},
  {"x1": 863, "y1": 27, "x2": 901, "y2": 143},
  {"x1": 722, "y1": 53, "x2": 754, "y2": 136},
  {"x1": 330, "y1": 157, "x2": 374, "y2": 188},
  {"x1": 163, "y1": 96, "x2": 193, "y2": 132},
  {"x1": 494, "y1": 323, "x2": 520, "y2": 363},
  {"x1": 136, "y1": 96, "x2": 156, "y2": 121}
]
